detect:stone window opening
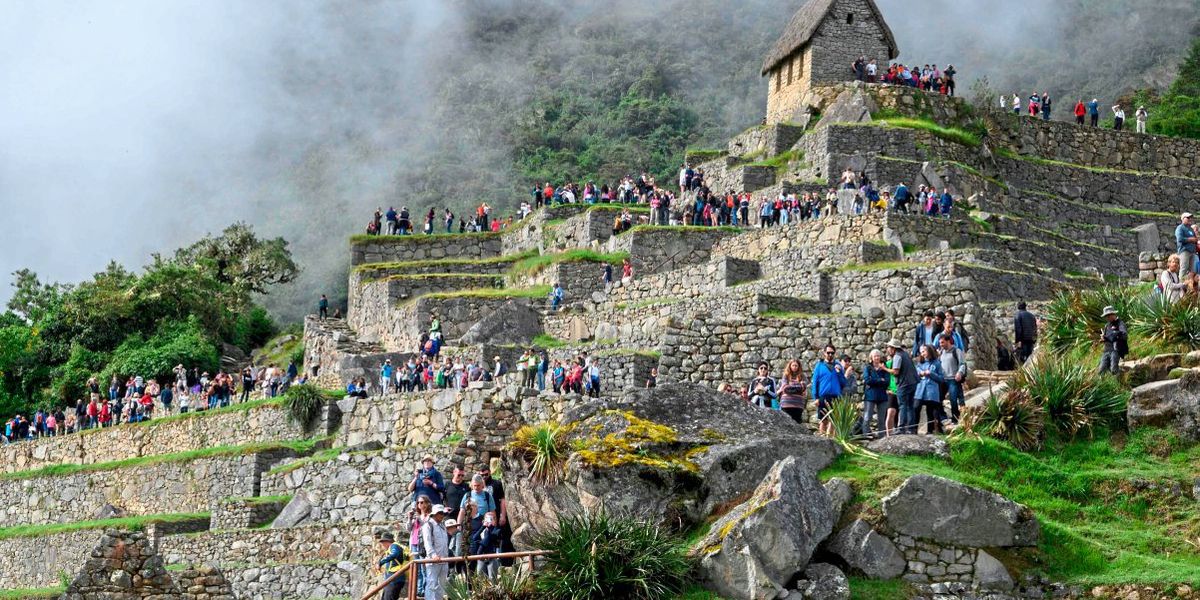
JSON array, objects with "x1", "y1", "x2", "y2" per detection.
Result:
[
  {"x1": 846, "y1": 12, "x2": 854, "y2": 24},
  {"x1": 787, "y1": 59, "x2": 793, "y2": 85},
  {"x1": 775, "y1": 68, "x2": 781, "y2": 91}
]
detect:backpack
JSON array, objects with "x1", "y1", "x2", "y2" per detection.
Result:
[{"x1": 1116, "y1": 326, "x2": 1130, "y2": 358}]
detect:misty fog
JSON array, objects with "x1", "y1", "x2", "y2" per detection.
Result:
[{"x1": 2, "y1": 0, "x2": 1196, "y2": 321}]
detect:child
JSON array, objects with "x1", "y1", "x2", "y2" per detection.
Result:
[{"x1": 475, "y1": 512, "x2": 502, "y2": 581}]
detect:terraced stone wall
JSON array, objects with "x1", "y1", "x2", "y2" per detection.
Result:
[
  {"x1": 0, "y1": 449, "x2": 294, "y2": 527},
  {"x1": 351, "y1": 233, "x2": 504, "y2": 265},
  {"x1": 608, "y1": 227, "x2": 740, "y2": 276},
  {"x1": 0, "y1": 404, "x2": 307, "y2": 474},
  {"x1": 999, "y1": 115, "x2": 1200, "y2": 177},
  {"x1": 996, "y1": 155, "x2": 1199, "y2": 217}
]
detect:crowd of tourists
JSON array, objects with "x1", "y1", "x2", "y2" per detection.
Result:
[
  {"x1": 1000, "y1": 93, "x2": 1150, "y2": 133},
  {"x1": 741, "y1": 309, "x2": 976, "y2": 436},
  {"x1": 851, "y1": 57, "x2": 958, "y2": 96},
  {"x1": 363, "y1": 204, "x2": 524, "y2": 236},
  {"x1": 373, "y1": 457, "x2": 512, "y2": 600},
  {"x1": 2, "y1": 362, "x2": 302, "y2": 444}
]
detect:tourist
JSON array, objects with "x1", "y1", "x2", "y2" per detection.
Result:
[
  {"x1": 913, "y1": 311, "x2": 939, "y2": 351},
  {"x1": 409, "y1": 455, "x2": 445, "y2": 505},
  {"x1": 811, "y1": 345, "x2": 847, "y2": 436},
  {"x1": 318, "y1": 294, "x2": 329, "y2": 319},
  {"x1": 407, "y1": 496, "x2": 432, "y2": 595},
  {"x1": 1074, "y1": 99, "x2": 1086, "y2": 125},
  {"x1": 938, "y1": 333, "x2": 967, "y2": 424},
  {"x1": 444, "y1": 467, "x2": 470, "y2": 516},
  {"x1": 886, "y1": 340, "x2": 919, "y2": 435},
  {"x1": 1098, "y1": 306, "x2": 1128, "y2": 375},
  {"x1": 1012, "y1": 93, "x2": 1021, "y2": 114},
  {"x1": 475, "y1": 511, "x2": 503, "y2": 580},
  {"x1": 477, "y1": 464, "x2": 509, "y2": 528},
  {"x1": 1177, "y1": 213, "x2": 1197, "y2": 279},
  {"x1": 914, "y1": 344, "x2": 945, "y2": 435},
  {"x1": 862, "y1": 350, "x2": 889, "y2": 437},
  {"x1": 1088, "y1": 99, "x2": 1100, "y2": 127},
  {"x1": 939, "y1": 188, "x2": 953, "y2": 218},
  {"x1": 1014, "y1": 302, "x2": 1038, "y2": 364},
  {"x1": 1028, "y1": 92, "x2": 1040, "y2": 117},
  {"x1": 621, "y1": 258, "x2": 633, "y2": 285},
  {"x1": 1158, "y1": 255, "x2": 1190, "y2": 304},
  {"x1": 1041, "y1": 92, "x2": 1052, "y2": 121},
  {"x1": 779, "y1": 360, "x2": 808, "y2": 425},
  {"x1": 746, "y1": 362, "x2": 778, "y2": 409},
  {"x1": 1112, "y1": 105, "x2": 1125, "y2": 130},
  {"x1": 550, "y1": 282, "x2": 564, "y2": 312},
  {"x1": 586, "y1": 360, "x2": 601, "y2": 398},
  {"x1": 380, "y1": 360, "x2": 394, "y2": 395},
  {"x1": 421, "y1": 505, "x2": 451, "y2": 600},
  {"x1": 458, "y1": 474, "x2": 499, "y2": 554},
  {"x1": 376, "y1": 532, "x2": 407, "y2": 600},
  {"x1": 1136, "y1": 106, "x2": 1149, "y2": 134}
]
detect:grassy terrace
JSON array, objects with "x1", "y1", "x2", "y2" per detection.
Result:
[
  {"x1": 996, "y1": 147, "x2": 1200, "y2": 181},
  {"x1": 351, "y1": 249, "x2": 537, "y2": 273},
  {"x1": 0, "y1": 586, "x2": 66, "y2": 599},
  {"x1": 509, "y1": 249, "x2": 630, "y2": 278},
  {"x1": 0, "y1": 512, "x2": 210, "y2": 542},
  {"x1": 860, "y1": 115, "x2": 984, "y2": 147},
  {"x1": 0, "y1": 439, "x2": 325, "y2": 481},
  {"x1": 744, "y1": 149, "x2": 804, "y2": 175},
  {"x1": 824, "y1": 430, "x2": 1200, "y2": 586},
  {"x1": 836, "y1": 260, "x2": 937, "y2": 273},
  {"x1": 421, "y1": 285, "x2": 551, "y2": 301}
]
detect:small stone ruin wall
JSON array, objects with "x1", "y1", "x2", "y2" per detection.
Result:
[
  {"x1": 350, "y1": 233, "x2": 503, "y2": 266},
  {"x1": 608, "y1": 227, "x2": 740, "y2": 276},
  {"x1": 0, "y1": 403, "x2": 305, "y2": 474},
  {"x1": 0, "y1": 450, "x2": 293, "y2": 527}
]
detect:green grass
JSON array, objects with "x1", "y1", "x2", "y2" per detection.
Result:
[
  {"x1": 745, "y1": 149, "x2": 804, "y2": 175},
  {"x1": 350, "y1": 230, "x2": 502, "y2": 244},
  {"x1": 1000, "y1": 150, "x2": 1200, "y2": 181},
  {"x1": 0, "y1": 512, "x2": 210, "y2": 542},
  {"x1": 509, "y1": 249, "x2": 630, "y2": 278},
  {"x1": 532, "y1": 334, "x2": 567, "y2": 349},
  {"x1": 823, "y1": 429, "x2": 1200, "y2": 585},
  {"x1": 422, "y1": 285, "x2": 552, "y2": 300},
  {"x1": 848, "y1": 578, "x2": 916, "y2": 600},
  {"x1": 0, "y1": 586, "x2": 66, "y2": 599},
  {"x1": 220, "y1": 494, "x2": 292, "y2": 505},
  {"x1": 837, "y1": 260, "x2": 936, "y2": 273},
  {"x1": 1, "y1": 439, "x2": 324, "y2": 481},
  {"x1": 265, "y1": 447, "x2": 344, "y2": 476},
  {"x1": 871, "y1": 116, "x2": 982, "y2": 147},
  {"x1": 672, "y1": 586, "x2": 729, "y2": 600},
  {"x1": 615, "y1": 298, "x2": 683, "y2": 310},
  {"x1": 351, "y1": 249, "x2": 537, "y2": 273},
  {"x1": 582, "y1": 203, "x2": 650, "y2": 214},
  {"x1": 759, "y1": 310, "x2": 837, "y2": 319},
  {"x1": 684, "y1": 149, "x2": 726, "y2": 163},
  {"x1": 1110, "y1": 207, "x2": 1176, "y2": 219},
  {"x1": 623, "y1": 225, "x2": 740, "y2": 235},
  {"x1": 594, "y1": 348, "x2": 661, "y2": 359}
]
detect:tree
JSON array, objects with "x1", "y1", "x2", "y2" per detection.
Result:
[
  {"x1": 6, "y1": 269, "x2": 68, "y2": 324},
  {"x1": 168, "y1": 223, "x2": 300, "y2": 298}
]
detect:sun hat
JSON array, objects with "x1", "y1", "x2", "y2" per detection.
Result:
[
  {"x1": 886, "y1": 339, "x2": 904, "y2": 349},
  {"x1": 1101, "y1": 306, "x2": 1118, "y2": 318}
]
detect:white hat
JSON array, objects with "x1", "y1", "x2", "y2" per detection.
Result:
[
  {"x1": 431, "y1": 504, "x2": 447, "y2": 514},
  {"x1": 886, "y1": 339, "x2": 904, "y2": 349},
  {"x1": 445, "y1": 519, "x2": 459, "y2": 528},
  {"x1": 1183, "y1": 212, "x2": 1193, "y2": 219},
  {"x1": 1101, "y1": 306, "x2": 1118, "y2": 318}
]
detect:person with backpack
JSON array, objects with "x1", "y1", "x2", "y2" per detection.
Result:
[
  {"x1": 375, "y1": 532, "x2": 408, "y2": 600},
  {"x1": 1098, "y1": 306, "x2": 1128, "y2": 375},
  {"x1": 938, "y1": 333, "x2": 968, "y2": 425},
  {"x1": 811, "y1": 346, "x2": 848, "y2": 437}
]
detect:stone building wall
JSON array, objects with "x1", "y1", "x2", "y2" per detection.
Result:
[
  {"x1": 607, "y1": 227, "x2": 740, "y2": 276},
  {"x1": 0, "y1": 450, "x2": 294, "y2": 527},
  {"x1": 727, "y1": 123, "x2": 807, "y2": 159},
  {"x1": 349, "y1": 274, "x2": 502, "y2": 342},
  {"x1": 808, "y1": 0, "x2": 892, "y2": 88},
  {"x1": 224, "y1": 562, "x2": 360, "y2": 600},
  {"x1": 303, "y1": 317, "x2": 410, "y2": 391},
  {"x1": 350, "y1": 233, "x2": 503, "y2": 266},
  {"x1": 766, "y1": 46, "x2": 814, "y2": 125},
  {"x1": 998, "y1": 114, "x2": 1200, "y2": 177},
  {"x1": 0, "y1": 403, "x2": 307, "y2": 474},
  {"x1": 549, "y1": 207, "x2": 647, "y2": 249}
]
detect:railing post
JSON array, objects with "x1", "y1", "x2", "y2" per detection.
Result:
[{"x1": 407, "y1": 561, "x2": 417, "y2": 600}]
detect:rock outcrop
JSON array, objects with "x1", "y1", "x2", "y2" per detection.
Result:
[
  {"x1": 458, "y1": 299, "x2": 545, "y2": 345},
  {"x1": 504, "y1": 384, "x2": 839, "y2": 543},
  {"x1": 64, "y1": 530, "x2": 181, "y2": 599},
  {"x1": 881, "y1": 475, "x2": 1039, "y2": 547},
  {"x1": 693, "y1": 456, "x2": 836, "y2": 600},
  {"x1": 1128, "y1": 371, "x2": 1200, "y2": 440},
  {"x1": 866, "y1": 435, "x2": 950, "y2": 459},
  {"x1": 791, "y1": 563, "x2": 851, "y2": 600},
  {"x1": 824, "y1": 519, "x2": 906, "y2": 580}
]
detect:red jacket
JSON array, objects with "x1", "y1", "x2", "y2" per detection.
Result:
[{"x1": 1074, "y1": 102, "x2": 1086, "y2": 117}]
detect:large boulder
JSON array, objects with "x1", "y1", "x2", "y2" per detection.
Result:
[
  {"x1": 791, "y1": 563, "x2": 850, "y2": 600},
  {"x1": 459, "y1": 299, "x2": 544, "y2": 345},
  {"x1": 504, "y1": 384, "x2": 839, "y2": 544},
  {"x1": 1121, "y1": 353, "x2": 1183, "y2": 387},
  {"x1": 824, "y1": 519, "x2": 906, "y2": 580},
  {"x1": 1128, "y1": 371, "x2": 1200, "y2": 440},
  {"x1": 692, "y1": 456, "x2": 836, "y2": 600},
  {"x1": 272, "y1": 490, "x2": 314, "y2": 528},
  {"x1": 881, "y1": 475, "x2": 1039, "y2": 547}
]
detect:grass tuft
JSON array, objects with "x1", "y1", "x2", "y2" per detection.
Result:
[{"x1": 0, "y1": 512, "x2": 210, "y2": 542}]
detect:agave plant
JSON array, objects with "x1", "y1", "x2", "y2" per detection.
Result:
[
  {"x1": 283, "y1": 384, "x2": 326, "y2": 430},
  {"x1": 825, "y1": 399, "x2": 876, "y2": 453},
  {"x1": 509, "y1": 422, "x2": 570, "y2": 484},
  {"x1": 959, "y1": 388, "x2": 1045, "y2": 451},
  {"x1": 1012, "y1": 355, "x2": 1129, "y2": 438},
  {"x1": 1130, "y1": 293, "x2": 1200, "y2": 350},
  {"x1": 447, "y1": 570, "x2": 539, "y2": 600}
]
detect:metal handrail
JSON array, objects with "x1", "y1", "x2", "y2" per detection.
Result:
[{"x1": 358, "y1": 550, "x2": 553, "y2": 600}]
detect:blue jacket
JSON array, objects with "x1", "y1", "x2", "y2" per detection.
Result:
[
  {"x1": 1177, "y1": 223, "x2": 1197, "y2": 253},
  {"x1": 412, "y1": 467, "x2": 445, "y2": 505},
  {"x1": 940, "y1": 193, "x2": 953, "y2": 214},
  {"x1": 1087, "y1": 100, "x2": 1100, "y2": 115},
  {"x1": 913, "y1": 324, "x2": 939, "y2": 352},
  {"x1": 862, "y1": 365, "x2": 890, "y2": 404},
  {"x1": 914, "y1": 359, "x2": 945, "y2": 403},
  {"x1": 811, "y1": 360, "x2": 847, "y2": 399}
]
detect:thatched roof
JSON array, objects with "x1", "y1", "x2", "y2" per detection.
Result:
[{"x1": 761, "y1": 0, "x2": 899, "y2": 75}]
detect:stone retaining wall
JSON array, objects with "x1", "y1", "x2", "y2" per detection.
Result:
[
  {"x1": 303, "y1": 317, "x2": 409, "y2": 391},
  {"x1": 727, "y1": 123, "x2": 806, "y2": 159},
  {"x1": 0, "y1": 449, "x2": 294, "y2": 527},
  {"x1": 225, "y1": 562, "x2": 361, "y2": 600},
  {"x1": 160, "y1": 525, "x2": 377, "y2": 568},
  {"x1": 607, "y1": 227, "x2": 740, "y2": 276},
  {"x1": 350, "y1": 233, "x2": 503, "y2": 266},
  {"x1": 998, "y1": 113, "x2": 1200, "y2": 177},
  {"x1": 997, "y1": 155, "x2": 1199, "y2": 217},
  {"x1": 212, "y1": 497, "x2": 290, "y2": 530},
  {"x1": 0, "y1": 403, "x2": 307, "y2": 474}
]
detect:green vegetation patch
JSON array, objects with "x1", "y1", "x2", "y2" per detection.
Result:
[
  {"x1": 823, "y1": 429, "x2": 1200, "y2": 585},
  {"x1": 422, "y1": 285, "x2": 552, "y2": 301},
  {"x1": 870, "y1": 116, "x2": 983, "y2": 147},
  {"x1": 1, "y1": 439, "x2": 324, "y2": 481},
  {"x1": 593, "y1": 348, "x2": 662, "y2": 359},
  {"x1": 745, "y1": 149, "x2": 804, "y2": 176},
  {"x1": 0, "y1": 512, "x2": 210, "y2": 542},
  {"x1": 220, "y1": 494, "x2": 292, "y2": 505},
  {"x1": 351, "y1": 249, "x2": 537, "y2": 274},
  {"x1": 837, "y1": 261, "x2": 937, "y2": 273},
  {"x1": 0, "y1": 586, "x2": 67, "y2": 599},
  {"x1": 684, "y1": 149, "x2": 726, "y2": 163},
  {"x1": 615, "y1": 298, "x2": 683, "y2": 310},
  {"x1": 509, "y1": 249, "x2": 630, "y2": 278}
]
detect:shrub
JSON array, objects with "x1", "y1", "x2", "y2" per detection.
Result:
[
  {"x1": 959, "y1": 388, "x2": 1045, "y2": 451},
  {"x1": 509, "y1": 423, "x2": 570, "y2": 484},
  {"x1": 447, "y1": 571, "x2": 539, "y2": 600},
  {"x1": 1010, "y1": 355, "x2": 1129, "y2": 439},
  {"x1": 1129, "y1": 293, "x2": 1200, "y2": 350},
  {"x1": 229, "y1": 306, "x2": 277, "y2": 353},
  {"x1": 533, "y1": 511, "x2": 691, "y2": 600},
  {"x1": 101, "y1": 318, "x2": 219, "y2": 384},
  {"x1": 283, "y1": 384, "x2": 327, "y2": 429},
  {"x1": 826, "y1": 398, "x2": 868, "y2": 448}
]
